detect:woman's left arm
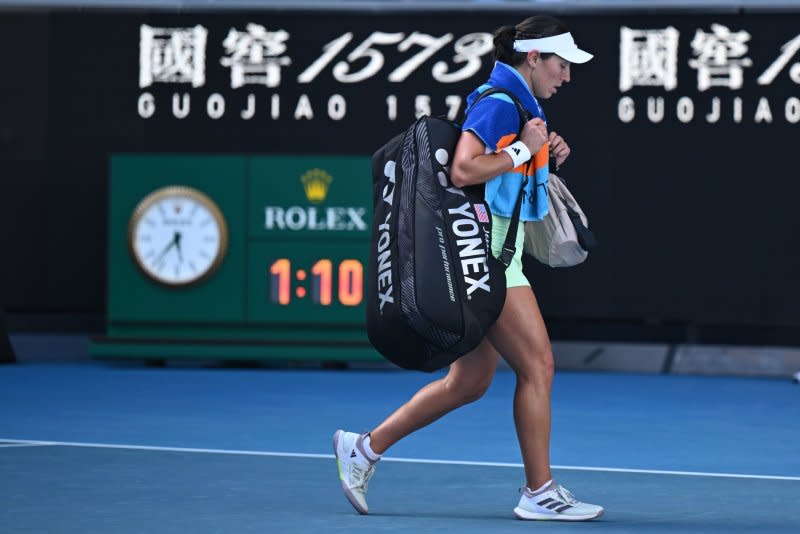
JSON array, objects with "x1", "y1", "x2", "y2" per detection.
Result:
[{"x1": 548, "y1": 131, "x2": 571, "y2": 168}]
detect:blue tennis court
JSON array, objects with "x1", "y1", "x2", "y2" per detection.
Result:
[{"x1": 2, "y1": 363, "x2": 799, "y2": 533}]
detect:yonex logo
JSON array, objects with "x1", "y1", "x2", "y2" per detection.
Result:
[
  {"x1": 447, "y1": 202, "x2": 491, "y2": 298},
  {"x1": 376, "y1": 160, "x2": 396, "y2": 313}
]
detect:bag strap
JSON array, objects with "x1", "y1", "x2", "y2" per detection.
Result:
[
  {"x1": 467, "y1": 87, "x2": 532, "y2": 267},
  {"x1": 499, "y1": 165, "x2": 530, "y2": 266}
]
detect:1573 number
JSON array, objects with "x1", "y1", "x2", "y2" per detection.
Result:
[{"x1": 297, "y1": 31, "x2": 493, "y2": 84}]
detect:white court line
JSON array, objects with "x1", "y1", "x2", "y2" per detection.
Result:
[
  {"x1": 0, "y1": 443, "x2": 53, "y2": 449},
  {"x1": 2, "y1": 438, "x2": 799, "y2": 482}
]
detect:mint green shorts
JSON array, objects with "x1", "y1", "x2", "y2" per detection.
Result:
[{"x1": 491, "y1": 215, "x2": 530, "y2": 288}]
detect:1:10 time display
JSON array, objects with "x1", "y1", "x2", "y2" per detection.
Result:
[{"x1": 268, "y1": 258, "x2": 364, "y2": 306}]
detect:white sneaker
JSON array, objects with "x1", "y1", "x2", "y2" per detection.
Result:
[
  {"x1": 513, "y1": 482, "x2": 604, "y2": 521},
  {"x1": 333, "y1": 430, "x2": 378, "y2": 514}
]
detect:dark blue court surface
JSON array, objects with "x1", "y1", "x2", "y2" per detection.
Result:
[{"x1": 2, "y1": 363, "x2": 799, "y2": 533}]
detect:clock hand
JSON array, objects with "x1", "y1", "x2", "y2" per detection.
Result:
[
  {"x1": 154, "y1": 232, "x2": 178, "y2": 264},
  {"x1": 175, "y1": 232, "x2": 183, "y2": 264}
]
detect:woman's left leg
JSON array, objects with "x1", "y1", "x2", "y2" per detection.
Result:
[
  {"x1": 487, "y1": 285, "x2": 554, "y2": 490},
  {"x1": 489, "y1": 285, "x2": 604, "y2": 521}
]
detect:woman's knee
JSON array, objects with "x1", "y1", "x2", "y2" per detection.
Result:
[
  {"x1": 516, "y1": 345, "x2": 555, "y2": 385},
  {"x1": 443, "y1": 361, "x2": 495, "y2": 405},
  {"x1": 443, "y1": 373, "x2": 493, "y2": 404}
]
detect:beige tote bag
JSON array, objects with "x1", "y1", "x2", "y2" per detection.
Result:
[{"x1": 523, "y1": 173, "x2": 595, "y2": 267}]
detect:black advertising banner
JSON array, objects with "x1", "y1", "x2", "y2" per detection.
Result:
[{"x1": 2, "y1": 9, "x2": 800, "y2": 339}]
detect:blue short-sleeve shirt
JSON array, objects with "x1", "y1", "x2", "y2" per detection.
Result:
[{"x1": 462, "y1": 61, "x2": 550, "y2": 221}]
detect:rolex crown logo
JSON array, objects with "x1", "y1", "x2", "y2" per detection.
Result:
[{"x1": 300, "y1": 168, "x2": 333, "y2": 204}]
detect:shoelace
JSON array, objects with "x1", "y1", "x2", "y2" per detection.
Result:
[
  {"x1": 350, "y1": 462, "x2": 376, "y2": 491},
  {"x1": 555, "y1": 485, "x2": 579, "y2": 505}
]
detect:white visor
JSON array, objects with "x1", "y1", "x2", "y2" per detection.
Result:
[{"x1": 513, "y1": 32, "x2": 593, "y2": 64}]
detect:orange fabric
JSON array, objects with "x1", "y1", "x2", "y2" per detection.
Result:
[
  {"x1": 532, "y1": 144, "x2": 549, "y2": 176},
  {"x1": 495, "y1": 133, "x2": 517, "y2": 150},
  {"x1": 495, "y1": 136, "x2": 549, "y2": 176}
]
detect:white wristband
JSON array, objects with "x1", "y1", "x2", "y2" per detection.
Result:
[{"x1": 502, "y1": 141, "x2": 532, "y2": 168}]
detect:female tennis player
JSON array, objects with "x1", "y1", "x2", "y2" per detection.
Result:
[{"x1": 335, "y1": 14, "x2": 604, "y2": 521}]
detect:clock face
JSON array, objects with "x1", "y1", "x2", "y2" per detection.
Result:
[{"x1": 128, "y1": 186, "x2": 228, "y2": 286}]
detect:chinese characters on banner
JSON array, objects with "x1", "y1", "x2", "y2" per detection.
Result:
[
  {"x1": 137, "y1": 24, "x2": 493, "y2": 121},
  {"x1": 137, "y1": 22, "x2": 800, "y2": 125},
  {"x1": 140, "y1": 25, "x2": 208, "y2": 88},
  {"x1": 619, "y1": 24, "x2": 800, "y2": 124}
]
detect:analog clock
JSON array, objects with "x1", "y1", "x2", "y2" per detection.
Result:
[{"x1": 128, "y1": 186, "x2": 228, "y2": 286}]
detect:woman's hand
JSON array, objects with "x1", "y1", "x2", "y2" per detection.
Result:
[
  {"x1": 520, "y1": 118, "x2": 549, "y2": 156},
  {"x1": 548, "y1": 131, "x2": 571, "y2": 168}
]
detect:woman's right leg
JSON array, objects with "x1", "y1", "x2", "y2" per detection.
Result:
[
  {"x1": 334, "y1": 336, "x2": 498, "y2": 515},
  {"x1": 368, "y1": 337, "x2": 500, "y2": 455}
]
